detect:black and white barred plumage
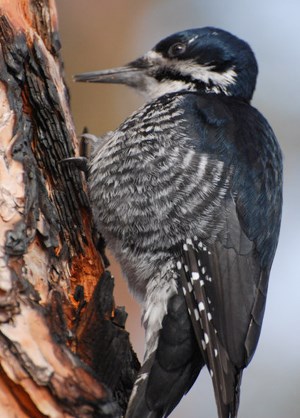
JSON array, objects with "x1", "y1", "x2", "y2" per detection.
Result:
[{"x1": 75, "y1": 27, "x2": 282, "y2": 418}]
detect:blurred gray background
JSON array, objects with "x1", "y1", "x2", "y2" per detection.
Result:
[{"x1": 56, "y1": 1, "x2": 300, "y2": 417}]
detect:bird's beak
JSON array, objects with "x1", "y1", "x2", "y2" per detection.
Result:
[
  {"x1": 74, "y1": 66, "x2": 139, "y2": 85},
  {"x1": 74, "y1": 57, "x2": 152, "y2": 90}
]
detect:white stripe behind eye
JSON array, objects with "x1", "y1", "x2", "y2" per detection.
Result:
[
  {"x1": 173, "y1": 60, "x2": 237, "y2": 89},
  {"x1": 145, "y1": 50, "x2": 237, "y2": 89}
]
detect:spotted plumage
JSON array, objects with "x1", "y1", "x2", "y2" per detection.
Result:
[{"x1": 75, "y1": 27, "x2": 282, "y2": 418}]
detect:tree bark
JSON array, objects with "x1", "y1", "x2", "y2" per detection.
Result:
[{"x1": 0, "y1": 1, "x2": 139, "y2": 417}]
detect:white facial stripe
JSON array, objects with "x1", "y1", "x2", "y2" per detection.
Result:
[
  {"x1": 144, "y1": 50, "x2": 237, "y2": 94},
  {"x1": 140, "y1": 77, "x2": 196, "y2": 100},
  {"x1": 175, "y1": 60, "x2": 237, "y2": 87}
]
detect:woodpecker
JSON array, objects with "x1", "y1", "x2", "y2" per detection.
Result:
[{"x1": 75, "y1": 27, "x2": 282, "y2": 418}]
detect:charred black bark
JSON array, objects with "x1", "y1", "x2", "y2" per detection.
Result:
[{"x1": 0, "y1": 3, "x2": 139, "y2": 417}]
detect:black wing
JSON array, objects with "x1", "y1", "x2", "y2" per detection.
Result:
[
  {"x1": 175, "y1": 94, "x2": 282, "y2": 418},
  {"x1": 177, "y1": 210, "x2": 262, "y2": 418}
]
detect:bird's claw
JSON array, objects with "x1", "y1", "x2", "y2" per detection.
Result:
[{"x1": 59, "y1": 156, "x2": 88, "y2": 172}]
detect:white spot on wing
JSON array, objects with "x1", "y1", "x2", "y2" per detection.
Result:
[{"x1": 198, "y1": 301, "x2": 205, "y2": 312}]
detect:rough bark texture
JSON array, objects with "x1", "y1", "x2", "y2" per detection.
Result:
[{"x1": 0, "y1": 1, "x2": 139, "y2": 417}]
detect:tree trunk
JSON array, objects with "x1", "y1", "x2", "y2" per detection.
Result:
[{"x1": 0, "y1": 1, "x2": 139, "y2": 417}]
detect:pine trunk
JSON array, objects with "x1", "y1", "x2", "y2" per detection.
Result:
[{"x1": 0, "y1": 1, "x2": 139, "y2": 417}]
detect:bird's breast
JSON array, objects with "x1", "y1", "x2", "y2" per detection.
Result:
[{"x1": 87, "y1": 93, "x2": 231, "y2": 289}]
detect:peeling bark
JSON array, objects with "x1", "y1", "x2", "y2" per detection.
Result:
[{"x1": 0, "y1": 1, "x2": 139, "y2": 417}]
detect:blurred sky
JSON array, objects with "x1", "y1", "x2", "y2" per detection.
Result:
[{"x1": 56, "y1": 1, "x2": 300, "y2": 417}]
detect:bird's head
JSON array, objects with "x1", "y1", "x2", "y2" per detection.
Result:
[{"x1": 75, "y1": 27, "x2": 258, "y2": 102}]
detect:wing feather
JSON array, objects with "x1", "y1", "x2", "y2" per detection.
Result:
[{"x1": 177, "y1": 238, "x2": 239, "y2": 418}]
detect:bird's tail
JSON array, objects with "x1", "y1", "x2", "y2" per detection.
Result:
[{"x1": 215, "y1": 371, "x2": 242, "y2": 418}]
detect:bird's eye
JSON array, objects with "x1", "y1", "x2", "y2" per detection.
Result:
[{"x1": 168, "y1": 42, "x2": 187, "y2": 58}]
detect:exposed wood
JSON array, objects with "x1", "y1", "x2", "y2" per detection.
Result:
[{"x1": 0, "y1": 1, "x2": 139, "y2": 416}]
